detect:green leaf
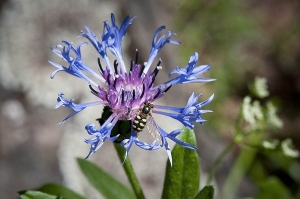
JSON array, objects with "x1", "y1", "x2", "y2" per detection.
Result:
[
  {"x1": 37, "y1": 183, "x2": 85, "y2": 199},
  {"x1": 77, "y1": 158, "x2": 136, "y2": 199},
  {"x1": 255, "y1": 177, "x2": 293, "y2": 199},
  {"x1": 194, "y1": 186, "x2": 214, "y2": 199},
  {"x1": 18, "y1": 190, "x2": 57, "y2": 199},
  {"x1": 162, "y1": 128, "x2": 200, "y2": 199}
]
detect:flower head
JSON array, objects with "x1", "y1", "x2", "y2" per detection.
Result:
[{"x1": 50, "y1": 13, "x2": 215, "y2": 164}]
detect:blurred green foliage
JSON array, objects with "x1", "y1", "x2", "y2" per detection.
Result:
[
  {"x1": 174, "y1": 0, "x2": 300, "y2": 133},
  {"x1": 174, "y1": 0, "x2": 261, "y2": 134},
  {"x1": 175, "y1": 0, "x2": 258, "y2": 97},
  {"x1": 174, "y1": 0, "x2": 300, "y2": 198}
]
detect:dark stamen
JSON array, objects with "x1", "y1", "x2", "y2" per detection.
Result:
[
  {"x1": 121, "y1": 89, "x2": 125, "y2": 103},
  {"x1": 106, "y1": 93, "x2": 110, "y2": 104},
  {"x1": 107, "y1": 73, "x2": 111, "y2": 86},
  {"x1": 114, "y1": 60, "x2": 118, "y2": 74},
  {"x1": 113, "y1": 78, "x2": 117, "y2": 88},
  {"x1": 139, "y1": 64, "x2": 145, "y2": 77},
  {"x1": 89, "y1": 84, "x2": 99, "y2": 94},
  {"x1": 151, "y1": 67, "x2": 160, "y2": 77},
  {"x1": 127, "y1": 107, "x2": 131, "y2": 114},
  {"x1": 153, "y1": 88, "x2": 161, "y2": 99},
  {"x1": 149, "y1": 70, "x2": 160, "y2": 89},
  {"x1": 148, "y1": 78, "x2": 155, "y2": 89},
  {"x1": 151, "y1": 59, "x2": 162, "y2": 77},
  {"x1": 130, "y1": 59, "x2": 133, "y2": 71},
  {"x1": 163, "y1": 85, "x2": 172, "y2": 93},
  {"x1": 149, "y1": 63, "x2": 162, "y2": 88},
  {"x1": 140, "y1": 83, "x2": 146, "y2": 99},
  {"x1": 156, "y1": 59, "x2": 162, "y2": 66},
  {"x1": 132, "y1": 89, "x2": 135, "y2": 100},
  {"x1": 98, "y1": 57, "x2": 104, "y2": 73},
  {"x1": 135, "y1": 49, "x2": 138, "y2": 64}
]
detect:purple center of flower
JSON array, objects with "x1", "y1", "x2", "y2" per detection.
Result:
[{"x1": 90, "y1": 51, "x2": 170, "y2": 120}]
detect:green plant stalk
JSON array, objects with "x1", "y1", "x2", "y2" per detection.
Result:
[
  {"x1": 219, "y1": 144, "x2": 257, "y2": 199},
  {"x1": 206, "y1": 107, "x2": 244, "y2": 185},
  {"x1": 219, "y1": 133, "x2": 261, "y2": 199},
  {"x1": 114, "y1": 144, "x2": 145, "y2": 199},
  {"x1": 206, "y1": 139, "x2": 236, "y2": 185}
]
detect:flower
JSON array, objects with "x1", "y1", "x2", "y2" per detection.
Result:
[
  {"x1": 50, "y1": 13, "x2": 215, "y2": 164},
  {"x1": 249, "y1": 77, "x2": 269, "y2": 99}
]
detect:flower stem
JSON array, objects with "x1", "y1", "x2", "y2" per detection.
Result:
[
  {"x1": 206, "y1": 140, "x2": 236, "y2": 185},
  {"x1": 114, "y1": 144, "x2": 145, "y2": 199}
]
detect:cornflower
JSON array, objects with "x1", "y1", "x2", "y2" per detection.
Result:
[{"x1": 50, "y1": 13, "x2": 215, "y2": 164}]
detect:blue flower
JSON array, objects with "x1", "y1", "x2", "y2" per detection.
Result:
[
  {"x1": 167, "y1": 52, "x2": 215, "y2": 86},
  {"x1": 144, "y1": 26, "x2": 181, "y2": 74},
  {"x1": 50, "y1": 13, "x2": 215, "y2": 164},
  {"x1": 152, "y1": 92, "x2": 214, "y2": 129}
]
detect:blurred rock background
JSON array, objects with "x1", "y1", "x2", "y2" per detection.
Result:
[{"x1": 0, "y1": 0, "x2": 299, "y2": 198}]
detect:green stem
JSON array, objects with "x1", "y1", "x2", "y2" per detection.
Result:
[
  {"x1": 219, "y1": 144, "x2": 257, "y2": 199},
  {"x1": 206, "y1": 108, "x2": 244, "y2": 185},
  {"x1": 219, "y1": 133, "x2": 262, "y2": 199},
  {"x1": 114, "y1": 144, "x2": 145, "y2": 199},
  {"x1": 206, "y1": 140, "x2": 236, "y2": 185}
]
